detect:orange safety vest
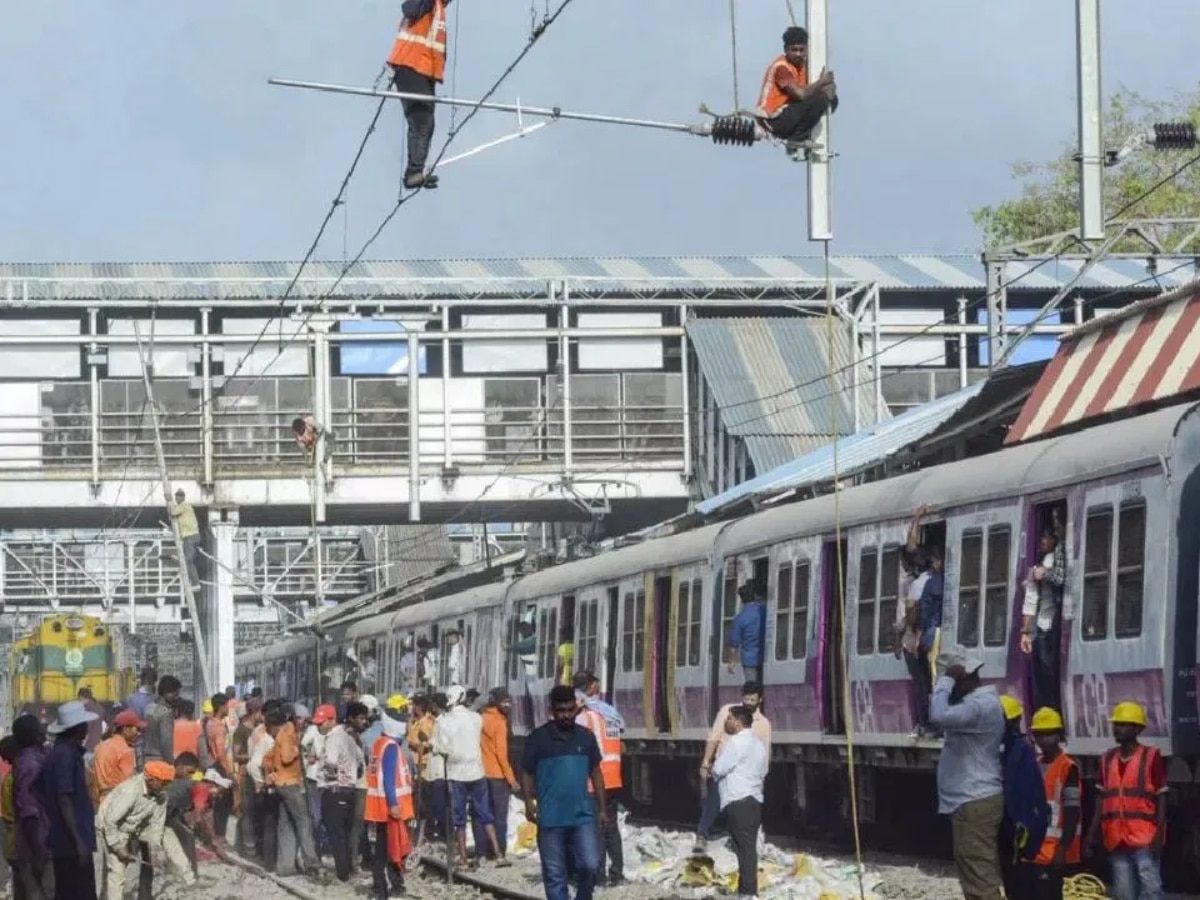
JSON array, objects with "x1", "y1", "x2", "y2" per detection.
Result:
[
  {"x1": 387, "y1": 1, "x2": 448, "y2": 83},
  {"x1": 1098, "y1": 745, "x2": 1162, "y2": 852},
  {"x1": 756, "y1": 54, "x2": 807, "y2": 119},
  {"x1": 1033, "y1": 753, "x2": 1082, "y2": 866},
  {"x1": 364, "y1": 736, "x2": 415, "y2": 824},
  {"x1": 576, "y1": 708, "x2": 622, "y2": 793}
]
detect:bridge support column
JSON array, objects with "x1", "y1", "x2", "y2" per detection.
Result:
[{"x1": 206, "y1": 508, "x2": 239, "y2": 691}]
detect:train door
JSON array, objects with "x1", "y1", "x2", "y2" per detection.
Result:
[
  {"x1": 673, "y1": 566, "x2": 709, "y2": 740},
  {"x1": 768, "y1": 538, "x2": 821, "y2": 737},
  {"x1": 650, "y1": 572, "x2": 674, "y2": 734},
  {"x1": 713, "y1": 556, "x2": 763, "y2": 707},
  {"x1": 604, "y1": 586, "x2": 619, "y2": 700},
  {"x1": 1025, "y1": 498, "x2": 1068, "y2": 712},
  {"x1": 613, "y1": 577, "x2": 648, "y2": 736},
  {"x1": 574, "y1": 587, "x2": 604, "y2": 687},
  {"x1": 821, "y1": 539, "x2": 848, "y2": 735}
]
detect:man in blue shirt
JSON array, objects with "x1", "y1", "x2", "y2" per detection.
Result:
[
  {"x1": 40, "y1": 700, "x2": 99, "y2": 899},
  {"x1": 521, "y1": 685, "x2": 607, "y2": 900},
  {"x1": 726, "y1": 581, "x2": 767, "y2": 683}
]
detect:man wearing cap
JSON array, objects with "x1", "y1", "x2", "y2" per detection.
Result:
[
  {"x1": 929, "y1": 652, "x2": 1006, "y2": 900},
  {"x1": 303, "y1": 704, "x2": 337, "y2": 858},
  {"x1": 93, "y1": 710, "x2": 146, "y2": 807},
  {"x1": 1024, "y1": 708, "x2": 1081, "y2": 900},
  {"x1": 40, "y1": 700, "x2": 101, "y2": 898},
  {"x1": 432, "y1": 685, "x2": 507, "y2": 867}
]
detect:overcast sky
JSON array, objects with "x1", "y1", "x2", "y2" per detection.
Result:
[{"x1": 3, "y1": 0, "x2": 1199, "y2": 262}]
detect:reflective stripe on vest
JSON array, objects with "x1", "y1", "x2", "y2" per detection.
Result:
[
  {"x1": 387, "y1": 1, "x2": 447, "y2": 82},
  {"x1": 756, "y1": 55, "x2": 805, "y2": 119},
  {"x1": 1098, "y1": 745, "x2": 1160, "y2": 852},
  {"x1": 365, "y1": 736, "x2": 414, "y2": 823},
  {"x1": 1033, "y1": 753, "x2": 1081, "y2": 866},
  {"x1": 577, "y1": 708, "x2": 622, "y2": 792}
]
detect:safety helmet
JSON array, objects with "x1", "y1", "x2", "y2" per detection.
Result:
[
  {"x1": 201, "y1": 698, "x2": 214, "y2": 716},
  {"x1": 386, "y1": 693, "x2": 408, "y2": 711},
  {"x1": 999, "y1": 695, "x2": 1024, "y2": 721},
  {"x1": 361, "y1": 694, "x2": 380, "y2": 715},
  {"x1": 1110, "y1": 701, "x2": 1148, "y2": 727},
  {"x1": 1030, "y1": 707, "x2": 1064, "y2": 733}
]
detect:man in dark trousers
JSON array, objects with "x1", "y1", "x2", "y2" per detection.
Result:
[
  {"x1": 755, "y1": 26, "x2": 838, "y2": 156},
  {"x1": 386, "y1": 0, "x2": 452, "y2": 190},
  {"x1": 710, "y1": 706, "x2": 768, "y2": 898}
]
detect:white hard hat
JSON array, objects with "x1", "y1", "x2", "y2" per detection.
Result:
[{"x1": 360, "y1": 694, "x2": 380, "y2": 713}]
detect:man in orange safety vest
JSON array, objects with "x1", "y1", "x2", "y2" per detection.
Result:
[
  {"x1": 575, "y1": 678, "x2": 625, "y2": 886},
  {"x1": 1085, "y1": 702, "x2": 1167, "y2": 900},
  {"x1": 1022, "y1": 708, "x2": 1081, "y2": 900},
  {"x1": 755, "y1": 26, "x2": 838, "y2": 158},
  {"x1": 386, "y1": 0, "x2": 452, "y2": 190},
  {"x1": 365, "y1": 707, "x2": 416, "y2": 898}
]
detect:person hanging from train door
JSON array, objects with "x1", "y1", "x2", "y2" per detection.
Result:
[
  {"x1": 755, "y1": 26, "x2": 838, "y2": 160},
  {"x1": 386, "y1": 0, "x2": 451, "y2": 190},
  {"x1": 896, "y1": 506, "x2": 934, "y2": 738},
  {"x1": 725, "y1": 580, "x2": 767, "y2": 684},
  {"x1": 1020, "y1": 525, "x2": 1065, "y2": 713},
  {"x1": 1085, "y1": 702, "x2": 1167, "y2": 900}
]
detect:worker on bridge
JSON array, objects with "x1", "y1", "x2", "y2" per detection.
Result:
[
  {"x1": 387, "y1": 0, "x2": 452, "y2": 190},
  {"x1": 755, "y1": 26, "x2": 837, "y2": 159}
]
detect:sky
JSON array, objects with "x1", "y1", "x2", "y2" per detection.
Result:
[{"x1": 3, "y1": 0, "x2": 1200, "y2": 262}]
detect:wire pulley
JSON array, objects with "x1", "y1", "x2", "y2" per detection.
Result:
[{"x1": 710, "y1": 115, "x2": 758, "y2": 147}]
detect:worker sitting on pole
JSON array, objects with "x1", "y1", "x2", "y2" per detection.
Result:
[
  {"x1": 387, "y1": 0, "x2": 451, "y2": 190},
  {"x1": 755, "y1": 26, "x2": 837, "y2": 159},
  {"x1": 293, "y1": 414, "x2": 319, "y2": 452}
]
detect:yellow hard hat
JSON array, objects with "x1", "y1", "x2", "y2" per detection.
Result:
[
  {"x1": 191, "y1": 771, "x2": 204, "y2": 782},
  {"x1": 201, "y1": 698, "x2": 214, "y2": 715},
  {"x1": 1110, "y1": 701, "x2": 1148, "y2": 727},
  {"x1": 386, "y1": 693, "x2": 409, "y2": 711},
  {"x1": 1030, "y1": 707, "x2": 1064, "y2": 733},
  {"x1": 999, "y1": 695, "x2": 1024, "y2": 721}
]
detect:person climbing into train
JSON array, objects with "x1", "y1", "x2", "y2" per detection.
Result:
[
  {"x1": 725, "y1": 579, "x2": 767, "y2": 683},
  {"x1": 1085, "y1": 702, "x2": 1167, "y2": 900},
  {"x1": 897, "y1": 506, "x2": 934, "y2": 738},
  {"x1": 916, "y1": 546, "x2": 945, "y2": 737},
  {"x1": 1020, "y1": 524, "x2": 1065, "y2": 713},
  {"x1": 929, "y1": 652, "x2": 1005, "y2": 900},
  {"x1": 755, "y1": 25, "x2": 838, "y2": 160},
  {"x1": 1024, "y1": 708, "x2": 1082, "y2": 899},
  {"x1": 386, "y1": 0, "x2": 452, "y2": 190},
  {"x1": 997, "y1": 695, "x2": 1049, "y2": 898}
]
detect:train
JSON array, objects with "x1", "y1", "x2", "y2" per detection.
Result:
[
  {"x1": 9, "y1": 613, "x2": 137, "y2": 716},
  {"x1": 236, "y1": 399, "x2": 1200, "y2": 873}
]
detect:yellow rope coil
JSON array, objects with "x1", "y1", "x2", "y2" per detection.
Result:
[{"x1": 1062, "y1": 873, "x2": 1109, "y2": 899}]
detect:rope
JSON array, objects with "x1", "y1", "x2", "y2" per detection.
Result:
[
  {"x1": 727, "y1": 0, "x2": 741, "y2": 112},
  {"x1": 1063, "y1": 873, "x2": 1109, "y2": 899},
  {"x1": 784, "y1": 0, "x2": 799, "y2": 26},
  {"x1": 823, "y1": 240, "x2": 866, "y2": 900}
]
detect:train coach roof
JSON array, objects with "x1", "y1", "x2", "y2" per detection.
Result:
[
  {"x1": 343, "y1": 582, "x2": 509, "y2": 641},
  {"x1": 722, "y1": 400, "x2": 1198, "y2": 554},
  {"x1": 505, "y1": 522, "x2": 725, "y2": 601}
]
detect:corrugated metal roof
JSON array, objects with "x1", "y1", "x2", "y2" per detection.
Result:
[
  {"x1": 0, "y1": 255, "x2": 1194, "y2": 301},
  {"x1": 695, "y1": 381, "x2": 985, "y2": 515},
  {"x1": 1007, "y1": 280, "x2": 1200, "y2": 445},
  {"x1": 687, "y1": 317, "x2": 884, "y2": 475}
]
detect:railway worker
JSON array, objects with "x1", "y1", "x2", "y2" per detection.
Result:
[
  {"x1": 164, "y1": 752, "x2": 202, "y2": 880},
  {"x1": 1085, "y1": 702, "x2": 1167, "y2": 900},
  {"x1": 694, "y1": 681, "x2": 770, "y2": 854},
  {"x1": 1022, "y1": 708, "x2": 1082, "y2": 899},
  {"x1": 574, "y1": 671, "x2": 625, "y2": 734},
  {"x1": 433, "y1": 685, "x2": 508, "y2": 867},
  {"x1": 710, "y1": 706, "x2": 768, "y2": 899},
  {"x1": 929, "y1": 653, "x2": 1005, "y2": 900},
  {"x1": 555, "y1": 625, "x2": 574, "y2": 688},
  {"x1": 169, "y1": 488, "x2": 203, "y2": 591},
  {"x1": 725, "y1": 580, "x2": 767, "y2": 683},
  {"x1": 480, "y1": 688, "x2": 520, "y2": 859},
  {"x1": 997, "y1": 696, "x2": 1049, "y2": 897},
  {"x1": 364, "y1": 707, "x2": 415, "y2": 899},
  {"x1": 320, "y1": 701, "x2": 369, "y2": 883},
  {"x1": 92, "y1": 710, "x2": 146, "y2": 807},
  {"x1": 263, "y1": 705, "x2": 321, "y2": 877},
  {"x1": 96, "y1": 760, "x2": 194, "y2": 900},
  {"x1": 755, "y1": 26, "x2": 837, "y2": 159},
  {"x1": 574, "y1": 686, "x2": 624, "y2": 886},
  {"x1": 302, "y1": 704, "x2": 338, "y2": 859},
  {"x1": 143, "y1": 675, "x2": 182, "y2": 765},
  {"x1": 292, "y1": 414, "x2": 319, "y2": 453},
  {"x1": 1020, "y1": 525, "x2": 1066, "y2": 713},
  {"x1": 386, "y1": 0, "x2": 452, "y2": 191},
  {"x1": 521, "y1": 684, "x2": 607, "y2": 900}
]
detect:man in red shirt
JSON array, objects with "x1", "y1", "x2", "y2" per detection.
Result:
[{"x1": 755, "y1": 26, "x2": 838, "y2": 154}]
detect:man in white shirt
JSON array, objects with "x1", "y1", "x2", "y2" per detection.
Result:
[
  {"x1": 711, "y1": 706, "x2": 768, "y2": 898},
  {"x1": 695, "y1": 681, "x2": 770, "y2": 852},
  {"x1": 431, "y1": 685, "x2": 508, "y2": 867}
]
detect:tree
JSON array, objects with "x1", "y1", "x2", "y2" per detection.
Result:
[{"x1": 972, "y1": 88, "x2": 1200, "y2": 251}]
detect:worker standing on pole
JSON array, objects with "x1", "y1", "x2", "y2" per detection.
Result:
[
  {"x1": 387, "y1": 0, "x2": 451, "y2": 190},
  {"x1": 170, "y1": 489, "x2": 202, "y2": 592}
]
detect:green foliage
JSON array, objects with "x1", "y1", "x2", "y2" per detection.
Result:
[{"x1": 972, "y1": 88, "x2": 1200, "y2": 250}]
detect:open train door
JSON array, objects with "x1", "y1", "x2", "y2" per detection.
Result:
[{"x1": 821, "y1": 539, "x2": 848, "y2": 735}]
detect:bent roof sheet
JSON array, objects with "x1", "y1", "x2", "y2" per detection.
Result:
[
  {"x1": 0, "y1": 255, "x2": 1195, "y2": 301},
  {"x1": 695, "y1": 381, "x2": 984, "y2": 516}
]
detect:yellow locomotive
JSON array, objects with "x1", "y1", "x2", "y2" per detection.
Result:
[{"x1": 9, "y1": 614, "x2": 135, "y2": 714}]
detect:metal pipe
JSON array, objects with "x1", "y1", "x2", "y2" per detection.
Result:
[
  {"x1": 872, "y1": 287, "x2": 882, "y2": 419},
  {"x1": 957, "y1": 297, "x2": 968, "y2": 388},
  {"x1": 269, "y1": 78, "x2": 711, "y2": 137},
  {"x1": 407, "y1": 330, "x2": 421, "y2": 523},
  {"x1": 200, "y1": 308, "x2": 214, "y2": 487},
  {"x1": 312, "y1": 325, "x2": 330, "y2": 524},
  {"x1": 1076, "y1": 0, "x2": 1105, "y2": 242},
  {"x1": 679, "y1": 304, "x2": 692, "y2": 482},
  {"x1": 805, "y1": 0, "x2": 832, "y2": 241},
  {"x1": 88, "y1": 308, "x2": 101, "y2": 489},
  {"x1": 850, "y1": 313, "x2": 860, "y2": 431},
  {"x1": 559, "y1": 290, "x2": 572, "y2": 476},
  {"x1": 441, "y1": 309, "x2": 452, "y2": 470},
  {"x1": 984, "y1": 261, "x2": 1001, "y2": 370},
  {"x1": 0, "y1": 327, "x2": 688, "y2": 345}
]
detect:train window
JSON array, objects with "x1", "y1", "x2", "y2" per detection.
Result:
[
  {"x1": 957, "y1": 531, "x2": 984, "y2": 647},
  {"x1": 1082, "y1": 507, "x2": 1113, "y2": 641},
  {"x1": 983, "y1": 526, "x2": 1011, "y2": 647},
  {"x1": 792, "y1": 563, "x2": 810, "y2": 659},
  {"x1": 719, "y1": 568, "x2": 738, "y2": 659},
  {"x1": 675, "y1": 578, "x2": 704, "y2": 668},
  {"x1": 775, "y1": 561, "x2": 811, "y2": 661},
  {"x1": 775, "y1": 564, "x2": 793, "y2": 662},
  {"x1": 1115, "y1": 503, "x2": 1146, "y2": 639},
  {"x1": 877, "y1": 548, "x2": 901, "y2": 654},
  {"x1": 577, "y1": 599, "x2": 600, "y2": 674},
  {"x1": 537, "y1": 607, "x2": 559, "y2": 679},
  {"x1": 620, "y1": 591, "x2": 646, "y2": 672},
  {"x1": 689, "y1": 578, "x2": 703, "y2": 666},
  {"x1": 856, "y1": 549, "x2": 877, "y2": 655}
]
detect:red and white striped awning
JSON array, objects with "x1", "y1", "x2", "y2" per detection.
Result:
[{"x1": 1007, "y1": 280, "x2": 1200, "y2": 444}]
